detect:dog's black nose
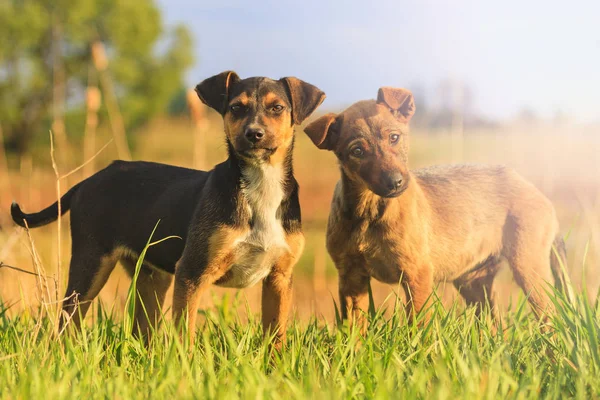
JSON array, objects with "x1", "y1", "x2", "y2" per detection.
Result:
[
  {"x1": 386, "y1": 173, "x2": 404, "y2": 191},
  {"x1": 245, "y1": 128, "x2": 265, "y2": 143}
]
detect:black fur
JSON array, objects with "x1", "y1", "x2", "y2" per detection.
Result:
[{"x1": 11, "y1": 152, "x2": 301, "y2": 276}]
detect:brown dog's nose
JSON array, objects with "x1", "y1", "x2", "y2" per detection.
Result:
[
  {"x1": 386, "y1": 173, "x2": 404, "y2": 191},
  {"x1": 245, "y1": 128, "x2": 265, "y2": 143}
]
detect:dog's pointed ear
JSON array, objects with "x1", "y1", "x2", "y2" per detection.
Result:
[
  {"x1": 377, "y1": 87, "x2": 416, "y2": 123},
  {"x1": 282, "y1": 77, "x2": 326, "y2": 125},
  {"x1": 303, "y1": 113, "x2": 337, "y2": 150},
  {"x1": 195, "y1": 71, "x2": 241, "y2": 115}
]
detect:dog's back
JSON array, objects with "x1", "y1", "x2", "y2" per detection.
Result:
[
  {"x1": 13, "y1": 160, "x2": 209, "y2": 273},
  {"x1": 75, "y1": 160, "x2": 210, "y2": 272},
  {"x1": 413, "y1": 164, "x2": 557, "y2": 280}
]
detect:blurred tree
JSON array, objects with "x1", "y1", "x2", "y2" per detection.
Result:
[{"x1": 0, "y1": 0, "x2": 193, "y2": 155}]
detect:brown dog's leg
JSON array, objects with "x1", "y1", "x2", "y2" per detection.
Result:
[
  {"x1": 508, "y1": 254, "x2": 555, "y2": 320},
  {"x1": 402, "y1": 265, "x2": 434, "y2": 323},
  {"x1": 121, "y1": 260, "x2": 173, "y2": 341},
  {"x1": 337, "y1": 262, "x2": 370, "y2": 332},
  {"x1": 503, "y1": 215, "x2": 556, "y2": 320},
  {"x1": 453, "y1": 259, "x2": 501, "y2": 320},
  {"x1": 60, "y1": 247, "x2": 117, "y2": 332}
]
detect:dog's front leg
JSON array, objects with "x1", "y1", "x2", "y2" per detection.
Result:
[
  {"x1": 337, "y1": 262, "x2": 371, "y2": 334},
  {"x1": 261, "y1": 233, "x2": 304, "y2": 349},
  {"x1": 261, "y1": 267, "x2": 293, "y2": 350},
  {"x1": 172, "y1": 256, "x2": 230, "y2": 345},
  {"x1": 402, "y1": 264, "x2": 434, "y2": 323}
]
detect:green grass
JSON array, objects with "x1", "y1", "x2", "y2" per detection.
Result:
[{"x1": 1, "y1": 288, "x2": 599, "y2": 399}]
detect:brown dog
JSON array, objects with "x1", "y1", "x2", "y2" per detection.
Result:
[
  {"x1": 304, "y1": 87, "x2": 571, "y2": 327},
  {"x1": 12, "y1": 71, "x2": 325, "y2": 346}
]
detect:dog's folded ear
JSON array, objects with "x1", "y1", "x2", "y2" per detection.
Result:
[
  {"x1": 195, "y1": 71, "x2": 241, "y2": 115},
  {"x1": 377, "y1": 87, "x2": 416, "y2": 123},
  {"x1": 282, "y1": 77, "x2": 326, "y2": 125},
  {"x1": 303, "y1": 113, "x2": 337, "y2": 150}
]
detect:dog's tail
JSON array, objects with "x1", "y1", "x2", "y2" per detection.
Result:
[
  {"x1": 550, "y1": 236, "x2": 575, "y2": 304},
  {"x1": 11, "y1": 182, "x2": 83, "y2": 228}
]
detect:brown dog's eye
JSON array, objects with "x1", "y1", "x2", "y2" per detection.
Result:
[
  {"x1": 271, "y1": 105, "x2": 284, "y2": 113},
  {"x1": 390, "y1": 133, "x2": 400, "y2": 144},
  {"x1": 351, "y1": 147, "x2": 364, "y2": 158}
]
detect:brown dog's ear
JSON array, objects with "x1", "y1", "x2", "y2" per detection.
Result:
[
  {"x1": 377, "y1": 87, "x2": 416, "y2": 123},
  {"x1": 303, "y1": 113, "x2": 337, "y2": 150},
  {"x1": 195, "y1": 71, "x2": 241, "y2": 115},
  {"x1": 282, "y1": 77, "x2": 326, "y2": 125}
]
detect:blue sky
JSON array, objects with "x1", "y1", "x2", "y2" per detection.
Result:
[{"x1": 158, "y1": 0, "x2": 600, "y2": 123}]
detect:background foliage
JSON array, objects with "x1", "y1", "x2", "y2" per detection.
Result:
[{"x1": 0, "y1": 0, "x2": 193, "y2": 153}]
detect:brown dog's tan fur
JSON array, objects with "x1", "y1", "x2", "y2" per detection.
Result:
[{"x1": 304, "y1": 88, "x2": 571, "y2": 327}]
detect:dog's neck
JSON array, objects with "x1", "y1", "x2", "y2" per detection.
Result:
[
  {"x1": 339, "y1": 169, "x2": 419, "y2": 223},
  {"x1": 225, "y1": 138, "x2": 295, "y2": 206},
  {"x1": 241, "y1": 162, "x2": 285, "y2": 217},
  {"x1": 233, "y1": 142, "x2": 294, "y2": 248}
]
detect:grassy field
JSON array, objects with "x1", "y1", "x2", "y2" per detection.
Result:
[
  {"x1": 1, "y1": 290, "x2": 599, "y2": 398},
  {"x1": 0, "y1": 112, "x2": 599, "y2": 397}
]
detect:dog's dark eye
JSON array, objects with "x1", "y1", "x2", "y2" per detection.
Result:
[
  {"x1": 390, "y1": 133, "x2": 400, "y2": 144},
  {"x1": 351, "y1": 147, "x2": 364, "y2": 158},
  {"x1": 271, "y1": 105, "x2": 284, "y2": 113},
  {"x1": 230, "y1": 104, "x2": 244, "y2": 113}
]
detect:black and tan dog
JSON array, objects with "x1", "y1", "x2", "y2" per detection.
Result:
[
  {"x1": 12, "y1": 71, "x2": 325, "y2": 345},
  {"x1": 304, "y1": 87, "x2": 571, "y2": 328}
]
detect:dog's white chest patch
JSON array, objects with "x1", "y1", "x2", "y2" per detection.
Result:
[{"x1": 218, "y1": 164, "x2": 289, "y2": 289}]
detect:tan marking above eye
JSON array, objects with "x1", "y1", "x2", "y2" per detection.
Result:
[
  {"x1": 228, "y1": 92, "x2": 250, "y2": 107},
  {"x1": 264, "y1": 92, "x2": 284, "y2": 105}
]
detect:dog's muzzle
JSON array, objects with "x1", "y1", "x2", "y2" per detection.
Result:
[{"x1": 238, "y1": 146, "x2": 277, "y2": 160}]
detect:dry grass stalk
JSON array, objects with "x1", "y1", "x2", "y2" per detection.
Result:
[
  {"x1": 186, "y1": 88, "x2": 209, "y2": 169},
  {"x1": 0, "y1": 123, "x2": 12, "y2": 227},
  {"x1": 63, "y1": 139, "x2": 113, "y2": 181},
  {"x1": 91, "y1": 40, "x2": 131, "y2": 161},
  {"x1": 8, "y1": 130, "x2": 115, "y2": 332},
  {"x1": 312, "y1": 240, "x2": 327, "y2": 314},
  {"x1": 83, "y1": 66, "x2": 102, "y2": 178},
  {"x1": 49, "y1": 131, "x2": 62, "y2": 303},
  {"x1": 51, "y1": 16, "x2": 71, "y2": 170},
  {"x1": 49, "y1": 129, "x2": 114, "y2": 299},
  {"x1": 0, "y1": 261, "x2": 54, "y2": 280},
  {"x1": 576, "y1": 190, "x2": 600, "y2": 296},
  {"x1": 19, "y1": 155, "x2": 32, "y2": 209},
  {"x1": 91, "y1": 41, "x2": 108, "y2": 71},
  {"x1": 20, "y1": 221, "x2": 63, "y2": 340},
  {"x1": 0, "y1": 124, "x2": 10, "y2": 191},
  {"x1": 21, "y1": 221, "x2": 55, "y2": 317}
]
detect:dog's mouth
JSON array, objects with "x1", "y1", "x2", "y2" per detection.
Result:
[
  {"x1": 372, "y1": 180, "x2": 410, "y2": 198},
  {"x1": 238, "y1": 147, "x2": 277, "y2": 160},
  {"x1": 381, "y1": 185, "x2": 408, "y2": 198}
]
